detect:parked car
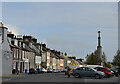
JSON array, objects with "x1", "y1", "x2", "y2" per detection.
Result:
[
  {"x1": 29, "y1": 68, "x2": 37, "y2": 74},
  {"x1": 110, "y1": 66, "x2": 120, "y2": 77},
  {"x1": 36, "y1": 69, "x2": 41, "y2": 74},
  {"x1": 41, "y1": 68, "x2": 47, "y2": 73},
  {"x1": 72, "y1": 67, "x2": 105, "y2": 79},
  {"x1": 53, "y1": 69, "x2": 57, "y2": 73},
  {"x1": 94, "y1": 67, "x2": 112, "y2": 78},
  {"x1": 47, "y1": 68, "x2": 53, "y2": 73},
  {"x1": 56, "y1": 69, "x2": 60, "y2": 72}
]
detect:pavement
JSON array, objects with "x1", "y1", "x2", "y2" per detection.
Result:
[
  {"x1": 0, "y1": 73, "x2": 27, "y2": 82},
  {"x1": 1, "y1": 72, "x2": 119, "y2": 84}
]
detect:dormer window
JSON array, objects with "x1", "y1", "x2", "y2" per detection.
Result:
[{"x1": 11, "y1": 41, "x2": 14, "y2": 45}]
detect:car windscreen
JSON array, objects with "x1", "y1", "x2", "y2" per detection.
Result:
[{"x1": 92, "y1": 68, "x2": 97, "y2": 71}]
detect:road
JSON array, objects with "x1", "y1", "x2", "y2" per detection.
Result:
[{"x1": 1, "y1": 72, "x2": 119, "y2": 84}]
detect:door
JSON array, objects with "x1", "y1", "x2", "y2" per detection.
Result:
[
  {"x1": 76, "y1": 67, "x2": 85, "y2": 77},
  {"x1": 85, "y1": 67, "x2": 95, "y2": 77}
]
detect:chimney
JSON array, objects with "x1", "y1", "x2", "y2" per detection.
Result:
[
  {"x1": 1, "y1": 22, "x2": 3, "y2": 27},
  {"x1": 32, "y1": 37, "x2": 37, "y2": 43},
  {"x1": 0, "y1": 22, "x2": 8, "y2": 43},
  {"x1": 16, "y1": 35, "x2": 23, "y2": 40},
  {"x1": 23, "y1": 35, "x2": 32, "y2": 42}
]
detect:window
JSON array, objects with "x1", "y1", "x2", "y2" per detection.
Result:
[
  {"x1": 11, "y1": 41, "x2": 14, "y2": 45},
  {"x1": 16, "y1": 49, "x2": 18, "y2": 58},
  {"x1": 77, "y1": 68, "x2": 80, "y2": 70},
  {"x1": 19, "y1": 50, "x2": 21, "y2": 59},
  {"x1": 13, "y1": 49, "x2": 16, "y2": 58},
  {"x1": 99, "y1": 68, "x2": 107, "y2": 71},
  {"x1": 21, "y1": 50, "x2": 22, "y2": 59},
  {"x1": 21, "y1": 42, "x2": 23, "y2": 47},
  {"x1": 18, "y1": 41, "x2": 19, "y2": 46},
  {"x1": 94, "y1": 68, "x2": 99, "y2": 70},
  {"x1": 77, "y1": 67, "x2": 85, "y2": 71},
  {"x1": 85, "y1": 68, "x2": 92, "y2": 71}
]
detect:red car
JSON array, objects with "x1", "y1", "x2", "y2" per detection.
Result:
[{"x1": 94, "y1": 67, "x2": 111, "y2": 78}]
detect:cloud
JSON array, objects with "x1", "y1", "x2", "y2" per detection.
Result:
[
  {"x1": 5, "y1": 24, "x2": 26, "y2": 35},
  {"x1": 5, "y1": 24, "x2": 19, "y2": 35}
]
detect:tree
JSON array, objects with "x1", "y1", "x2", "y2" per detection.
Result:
[
  {"x1": 41, "y1": 62, "x2": 47, "y2": 68},
  {"x1": 85, "y1": 50, "x2": 106, "y2": 65},
  {"x1": 102, "y1": 52, "x2": 106, "y2": 66},
  {"x1": 105, "y1": 62, "x2": 112, "y2": 68},
  {"x1": 113, "y1": 50, "x2": 120, "y2": 66},
  {"x1": 85, "y1": 50, "x2": 97, "y2": 65}
]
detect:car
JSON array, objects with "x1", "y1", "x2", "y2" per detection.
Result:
[
  {"x1": 29, "y1": 68, "x2": 37, "y2": 74},
  {"x1": 110, "y1": 66, "x2": 120, "y2": 77},
  {"x1": 53, "y1": 69, "x2": 57, "y2": 73},
  {"x1": 94, "y1": 67, "x2": 112, "y2": 78},
  {"x1": 41, "y1": 68, "x2": 47, "y2": 73},
  {"x1": 72, "y1": 67, "x2": 105, "y2": 79},
  {"x1": 47, "y1": 68, "x2": 53, "y2": 73},
  {"x1": 36, "y1": 69, "x2": 41, "y2": 73}
]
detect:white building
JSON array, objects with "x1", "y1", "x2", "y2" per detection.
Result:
[
  {"x1": 35, "y1": 56, "x2": 41, "y2": 69},
  {"x1": 0, "y1": 24, "x2": 12, "y2": 75}
]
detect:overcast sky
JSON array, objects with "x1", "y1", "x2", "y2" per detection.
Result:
[{"x1": 2, "y1": 2, "x2": 118, "y2": 62}]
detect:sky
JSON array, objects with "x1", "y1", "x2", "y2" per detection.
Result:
[{"x1": 2, "y1": 2, "x2": 118, "y2": 62}]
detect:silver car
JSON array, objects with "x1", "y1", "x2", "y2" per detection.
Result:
[{"x1": 72, "y1": 67, "x2": 105, "y2": 79}]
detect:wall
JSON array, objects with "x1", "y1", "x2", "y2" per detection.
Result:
[
  {"x1": 60, "y1": 59, "x2": 64, "y2": 70},
  {"x1": 0, "y1": 27, "x2": 12, "y2": 75},
  {"x1": 52, "y1": 58, "x2": 56, "y2": 69},
  {"x1": 56, "y1": 59, "x2": 60, "y2": 69},
  {"x1": 42, "y1": 52, "x2": 46, "y2": 62},
  {"x1": 35, "y1": 56, "x2": 41, "y2": 69},
  {"x1": 0, "y1": 33, "x2": 2, "y2": 77},
  {"x1": 47, "y1": 52, "x2": 50, "y2": 69},
  {"x1": 28, "y1": 52, "x2": 35, "y2": 68}
]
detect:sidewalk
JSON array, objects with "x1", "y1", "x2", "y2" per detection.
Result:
[
  {"x1": 0, "y1": 73, "x2": 27, "y2": 77},
  {"x1": 0, "y1": 73, "x2": 28, "y2": 82}
]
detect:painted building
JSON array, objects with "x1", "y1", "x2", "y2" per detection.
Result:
[
  {"x1": 7, "y1": 33, "x2": 30, "y2": 73},
  {"x1": 46, "y1": 51, "x2": 50, "y2": 69},
  {"x1": 63, "y1": 55, "x2": 68, "y2": 69},
  {"x1": 50, "y1": 50, "x2": 55, "y2": 69},
  {"x1": 7, "y1": 33, "x2": 38, "y2": 73},
  {"x1": 50, "y1": 56, "x2": 53, "y2": 69},
  {"x1": 67, "y1": 59, "x2": 72, "y2": 66},
  {"x1": 35, "y1": 56, "x2": 41, "y2": 69},
  {"x1": 60, "y1": 59, "x2": 64, "y2": 70},
  {"x1": 0, "y1": 24, "x2": 12, "y2": 75},
  {"x1": 56, "y1": 58, "x2": 60, "y2": 69},
  {"x1": 28, "y1": 52, "x2": 35, "y2": 69},
  {"x1": 41, "y1": 51, "x2": 47, "y2": 68},
  {"x1": 52, "y1": 57, "x2": 57, "y2": 69}
]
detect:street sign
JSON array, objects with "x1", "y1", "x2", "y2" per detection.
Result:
[
  {"x1": 36, "y1": 64, "x2": 39, "y2": 66},
  {"x1": 69, "y1": 63, "x2": 79, "y2": 73}
]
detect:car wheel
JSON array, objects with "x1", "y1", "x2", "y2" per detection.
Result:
[
  {"x1": 105, "y1": 73, "x2": 110, "y2": 78},
  {"x1": 115, "y1": 74, "x2": 118, "y2": 77},
  {"x1": 95, "y1": 74, "x2": 101, "y2": 79},
  {"x1": 75, "y1": 73, "x2": 80, "y2": 78}
]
